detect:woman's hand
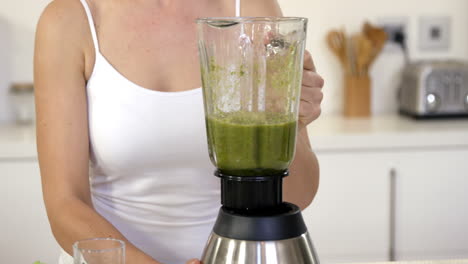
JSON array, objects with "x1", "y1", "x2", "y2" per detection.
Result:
[
  {"x1": 299, "y1": 50, "x2": 324, "y2": 130},
  {"x1": 186, "y1": 259, "x2": 200, "y2": 264}
]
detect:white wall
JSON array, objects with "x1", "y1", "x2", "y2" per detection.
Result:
[
  {"x1": 279, "y1": 0, "x2": 468, "y2": 115},
  {"x1": 0, "y1": 0, "x2": 50, "y2": 123},
  {"x1": 0, "y1": 0, "x2": 467, "y2": 123}
]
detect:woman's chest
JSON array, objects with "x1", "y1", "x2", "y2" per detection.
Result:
[
  {"x1": 87, "y1": 84, "x2": 211, "y2": 172},
  {"x1": 92, "y1": 1, "x2": 232, "y2": 91}
]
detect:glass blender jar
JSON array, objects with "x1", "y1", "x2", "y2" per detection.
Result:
[
  {"x1": 198, "y1": 17, "x2": 306, "y2": 178},
  {"x1": 197, "y1": 17, "x2": 319, "y2": 264}
]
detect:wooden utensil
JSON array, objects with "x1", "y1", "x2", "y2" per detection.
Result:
[
  {"x1": 363, "y1": 22, "x2": 388, "y2": 66},
  {"x1": 352, "y1": 34, "x2": 374, "y2": 76},
  {"x1": 326, "y1": 30, "x2": 348, "y2": 70},
  {"x1": 347, "y1": 36, "x2": 357, "y2": 76}
]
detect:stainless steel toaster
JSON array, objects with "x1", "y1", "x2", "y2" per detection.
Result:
[{"x1": 398, "y1": 60, "x2": 468, "y2": 118}]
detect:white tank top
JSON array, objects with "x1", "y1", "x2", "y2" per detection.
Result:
[{"x1": 59, "y1": 1, "x2": 220, "y2": 263}]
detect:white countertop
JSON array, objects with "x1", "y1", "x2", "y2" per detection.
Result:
[
  {"x1": 1, "y1": 115, "x2": 468, "y2": 158},
  {"x1": 0, "y1": 123, "x2": 37, "y2": 159},
  {"x1": 354, "y1": 260, "x2": 468, "y2": 264},
  {"x1": 307, "y1": 115, "x2": 468, "y2": 153}
]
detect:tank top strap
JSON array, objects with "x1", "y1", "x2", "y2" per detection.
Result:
[{"x1": 79, "y1": 0, "x2": 100, "y2": 52}]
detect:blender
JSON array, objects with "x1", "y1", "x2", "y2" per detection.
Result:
[{"x1": 196, "y1": 17, "x2": 319, "y2": 264}]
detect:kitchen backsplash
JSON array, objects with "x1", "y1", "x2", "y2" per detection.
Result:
[
  {"x1": 279, "y1": 0, "x2": 468, "y2": 115},
  {"x1": 1, "y1": 0, "x2": 468, "y2": 123},
  {"x1": 0, "y1": 0, "x2": 49, "y2": 124},
  {"x1": 0, "y1": 16, "x2": 12, "y2": 123}
]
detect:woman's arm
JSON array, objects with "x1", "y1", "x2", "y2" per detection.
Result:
[
  {"x1": 244, "y1": 0, "x2": 323, "y2": 210},
  {"x1": 286, "y1": 50, "x2": 323, "y2": 210},
  {"x1": 34, "y1": 1, "x2": 159, "y2": 263}
]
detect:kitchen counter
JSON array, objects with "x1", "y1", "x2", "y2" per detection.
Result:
[
  {"x1": 307, "y1": 115, "x2": 468, "y2": 152},
  {"x1": 354, "y1": 260, "x2": 468, "y2": 264},
  {"x1": 1, "y1": 115, "x2": 468, "y2": 158},
  {"x1": 0, "y1": 123, "x2": 36, "y2": 159}
]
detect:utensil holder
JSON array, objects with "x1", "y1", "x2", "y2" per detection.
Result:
[{"x1": 344, "y1": 75, "x2": 371, "y2": 117}]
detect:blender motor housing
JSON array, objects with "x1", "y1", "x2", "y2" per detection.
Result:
[{"x1": 201, "y1": 171, "x2": 320, "y2": 264}]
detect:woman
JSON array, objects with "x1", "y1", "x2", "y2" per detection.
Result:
[{"x1": 34, "y1": 0, "x2": 324, "y2": 263}]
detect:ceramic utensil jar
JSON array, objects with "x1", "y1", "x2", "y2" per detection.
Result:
[{"x1": 9, "y1": 83, "x2": 35, "y2": 124}]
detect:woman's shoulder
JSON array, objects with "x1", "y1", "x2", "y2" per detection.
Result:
[
  {"x1": 36, "y1": 0, "x2": 95, "y2": 77},
  {"x1": 37, "y1": 0, "x2": 91, "y2": 46}
]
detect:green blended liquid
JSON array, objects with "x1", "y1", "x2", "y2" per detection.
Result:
[{"x1": 206, "y1": 112, "x2": 297, "y2": 176}]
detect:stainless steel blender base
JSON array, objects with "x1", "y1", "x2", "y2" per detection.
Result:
[{"x1": 201, "y1": 232, "x2": 320, "y2": 264}]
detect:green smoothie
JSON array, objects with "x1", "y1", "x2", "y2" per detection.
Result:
[{"x1": 206, "y1": 112, "x2": 297, "y2": 176}]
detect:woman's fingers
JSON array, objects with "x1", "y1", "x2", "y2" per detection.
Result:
[
  {"x1": 300, "y1": 86, "x2": 324, "y2": 104},
  {"x1": 302, "y1": 70, "x2": 324, "y2": 88},
  {"x1": 299, "y1": 80, "x2": 324, "y2": 126},
  {"x1": 303, "y1": 50, "x2": 316, "y2": 72},
  {"x1": 299, "y1": 50, "x2": 324, "y2": 127},
  {"x1": 299, "y1": 99, "x2": 322, "y2": 125}
]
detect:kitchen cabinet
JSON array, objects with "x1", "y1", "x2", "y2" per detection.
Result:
[
  {"x1": 303, "y1": 152, "x2": 392, "y2": 264},
  {"x1": 302, "y1": 148, "x2": 468, "y2": 264},
  {"x1": 303, "y1": 115, "x2": 468, "y2": 264},
  {"x1": 0, "y1": 159, "x2": 60, "y2": 263},
  {"x1": 394, "y1": 149, "x2": 468, "y2": 260}
]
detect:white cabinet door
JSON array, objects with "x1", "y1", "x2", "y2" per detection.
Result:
[
  {"x1": 394, "y1": 149, "x2": 468, "y2": 260},
  {"x1": 302, "y1": 152, "x2": 393, "y2": 264},
  {"x1": 0, "y1": 160, "x2": 60, "y2": 263}
]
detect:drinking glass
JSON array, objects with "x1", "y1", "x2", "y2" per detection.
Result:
[{"x1": 73, "y1": 238, "x2": 125, "y2": 264}]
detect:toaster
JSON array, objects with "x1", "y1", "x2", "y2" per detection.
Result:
[{"x1": 398, "y1": 60, "x2": 468, "y2": 118}]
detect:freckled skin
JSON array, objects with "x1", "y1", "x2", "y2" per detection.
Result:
[{"x1": 84, "y1": 0, "x2": 233, "y2": 92}]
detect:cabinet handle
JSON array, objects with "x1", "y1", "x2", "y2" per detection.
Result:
[{"x1": 389, "y1": 168, "x2": 397, "y2": 261}]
